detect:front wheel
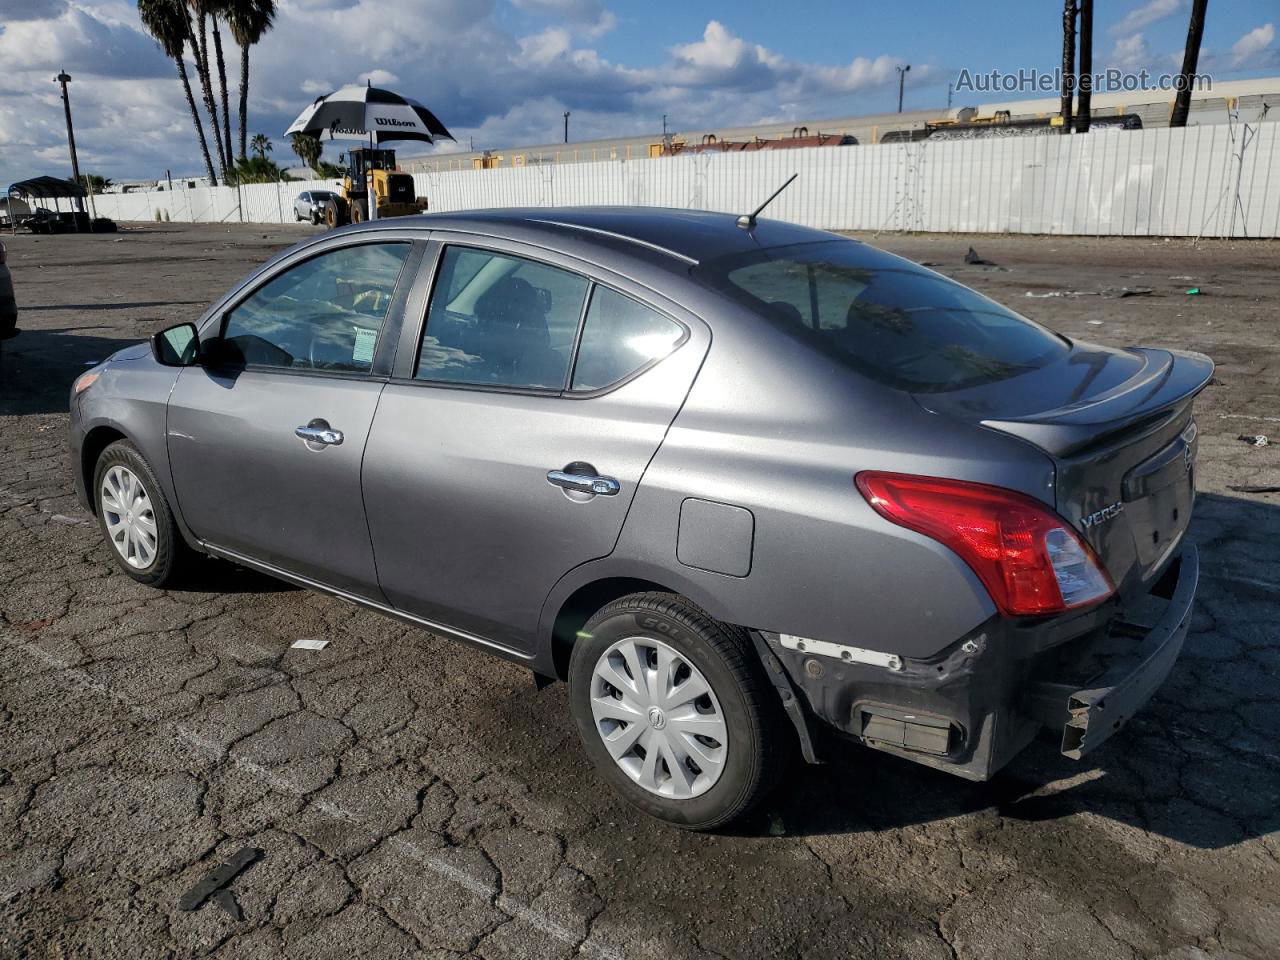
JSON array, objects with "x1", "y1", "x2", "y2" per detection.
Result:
[
  {"x1": 568, "y1": 593, "x2": 789, "y2": 830},
  {"x1": 93, "y1": 440, "x2": 193, "y2": 588}
]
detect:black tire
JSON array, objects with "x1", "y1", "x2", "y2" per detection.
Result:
[
  {"x1": 310, "y1": 210, "x2": 321, "y2": 226},
  {"x1": 92, "y1": 440, "x2": 192, "y2": 588},
  {"x1": 568, "y1": 592, "x2": 790, "y2": 830}
]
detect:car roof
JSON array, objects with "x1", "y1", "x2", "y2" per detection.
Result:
[{"x1": 338, "y1": 206, "x2": 844, "y2": 269}]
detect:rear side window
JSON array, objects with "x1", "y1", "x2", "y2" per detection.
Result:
[
  {"x1": 571, "y1": 287, "x2": 684, "y2": 391},
  {"x1": 416, "y1": 246, "x2": 588, "y2": 390},
  {"x1": 696, "y1": 240, "x2": 1069, "y2": 393},
  {"x1": 222, "y1": 242, "x2": 410, "y2": 372}
]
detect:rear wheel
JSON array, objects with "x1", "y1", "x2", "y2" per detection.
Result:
[
  {"x1": 567, "y1": 592, "x2": 789, "y2": 830},
  {"x1": 93, "y1": 440, "x2": 193, "y2": 588}
]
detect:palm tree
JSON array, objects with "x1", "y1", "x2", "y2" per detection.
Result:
[
  {"x1": 137, "y1": 0, "x2": 218, "y2": 185},
  {"x1": 209, "y1": 3, "x2": 234, "y2": 165},
  {"x1": 186, "y1": 1, "x2": 228, "y2": 177},
  {"x1": 224, "y1": 0, "x2": 276, "y2": 161},
  {"x1": 290, "y1": 132, "x2": 321, "y2": 173},
  {"x1": 1060, "y1": 0, "x2": 1076, "y2": 134},
  {"x1": 1170, "y1": 0, "x2": 1209, "y2": 128},
  {"x1": 1077, "y1": 0, "x2": 1093, "y2": 131},
  {"x1": 251, "y1": 133, "x2": 272, "y2": 160}
]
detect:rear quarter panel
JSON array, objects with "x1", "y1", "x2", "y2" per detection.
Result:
[{"x1": 589, "y1": 298, "x2": 1059, "y2": 660}]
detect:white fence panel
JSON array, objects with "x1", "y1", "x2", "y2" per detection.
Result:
[{"x1": 86, "y1": 121, "x2": 1280, "y2": 238}]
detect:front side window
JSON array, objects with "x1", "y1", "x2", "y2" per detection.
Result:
[
  {"x1": 571, "y1": 286, "x2": 684, "y2": 391},
  {"x1": 695, "y1": 240, "x2": 1069, "y2": 393},
  {"x1": 416, "y1": 246, "x2": 588, "y2": 390},
  {"x1": 222, "y1": 242, "x2": 411, "y2": 372}
]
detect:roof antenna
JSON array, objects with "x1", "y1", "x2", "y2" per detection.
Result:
[{"x1": 737, "y1": 173, "x2": 798, "y2": 230}]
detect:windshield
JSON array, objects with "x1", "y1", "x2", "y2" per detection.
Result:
[{"x1": 695, "y1": 240, "x2": 1069, "y2": 393}]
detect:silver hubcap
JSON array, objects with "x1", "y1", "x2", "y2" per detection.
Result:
[
  {"x1": 590, "y1": 636, "x2": 728, "y2": 799},
  {"x1": 100, "y1": 465, "x2": 158, "y2": 569}
]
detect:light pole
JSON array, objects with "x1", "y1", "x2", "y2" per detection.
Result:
[
  {"x1": 662, "y1": 114, "x2": 668, "y2": 137},
  {"x1": 563, "y1": 111, "x2": 570, "y2": 144},
  {"x1": 896, "y1": 64, "x2": 911, "y2": 113},
  {"x1": 55, "y1": 70, "x2": 90, "y2": 225},
  {"x1": 55, "y1": 70, "x2": 82, "y2": 186}
]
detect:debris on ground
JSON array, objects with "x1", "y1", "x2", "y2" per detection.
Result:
[
  {"x1": 1025, "y1": 287, "x2": 1152, "y2": 299},
  {"x1": 1100, "y1": 286, "x2": 1154, "y2": 299},
  {"x1": 1228, "y1": 484, "x2": 1280, "y2": 493},
  {"x1": 964, "y1": 246, "x2": 994, "y2": 265},
  {"x1": 1237, "y1": 434, "x2": 1270, "y2": 447},
  {"x1": 178, "y1": 847, "x2": 263, "y2": 920},
  {"x1": 1186, "y1": 287, "x2": 1203, "y2": 295}
]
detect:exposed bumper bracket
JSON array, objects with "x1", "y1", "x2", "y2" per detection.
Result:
[{"x1": 1024, "y1": 543, "x2": 1198, "y2": 759}]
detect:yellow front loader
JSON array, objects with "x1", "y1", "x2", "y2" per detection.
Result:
[{"x1": 324, "y1": 148, "x2": 428, "y2": 227}]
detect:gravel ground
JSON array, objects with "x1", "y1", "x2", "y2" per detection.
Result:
[{"x1": 1, "y1": 222, "x2": 1277, "y2": 960}]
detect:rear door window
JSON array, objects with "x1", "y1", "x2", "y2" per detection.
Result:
[
  {"x1": 570, "y1": 286, "x2": 684, "y2": 391},
  {"x1": 696, "y1": 240, "x2": 1069, "y2": 393},
  {"x1": 415, "y1": 246, "x2": 588, "y2": 390},
  {"x1": 221, "y1": 242, "x2": 411, "y2": 372}
]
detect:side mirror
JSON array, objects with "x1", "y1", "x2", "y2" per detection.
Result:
[{"x1": 151, "y1": 322, "x2": 201, "y2": 367}]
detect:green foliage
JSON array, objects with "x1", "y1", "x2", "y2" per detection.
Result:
[
  {"x1": 250, "y1": 133, "x2": 273, "y2": 160},
  {"x1": 290, "y1": 132, "x2": 322, "y2": 171},
  {"x1": 228, "y1": 155, "x2": 292, "y2": 184},
  {"x1": 76, "y1": 174, "x2": 112, "y2": 192}
]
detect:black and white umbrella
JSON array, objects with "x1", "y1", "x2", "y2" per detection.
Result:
[{"x1": 285, "y1": 83, "x2": 454, "y2": 145}]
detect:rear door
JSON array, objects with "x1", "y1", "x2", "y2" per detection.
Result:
[
  {"x1": 167, "y1": 238, "x2": 421, "y2": 599},
  {"x1": 362, "y1": 237, "x2": 709, "y2": 655}
]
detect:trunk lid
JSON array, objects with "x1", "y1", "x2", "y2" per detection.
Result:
[{"x1": 915, "y1": 343, "x2": 1213, "y2": 598}]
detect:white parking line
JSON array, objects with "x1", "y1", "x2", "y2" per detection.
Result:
[{"x1": 0, "y1": 632, "x2": 626, "y2": 960}]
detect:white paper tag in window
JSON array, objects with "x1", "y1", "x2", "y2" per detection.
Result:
[{"x1": 352, "y1": 327, "x2": 377, "y2": 363}]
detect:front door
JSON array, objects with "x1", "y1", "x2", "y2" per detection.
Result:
[
  {"x1": 362, "y1": 241, "x2": 707, "y2": 654},
  {"x1": 167, "y1": 239, "x2": 416, "y2": 598}
]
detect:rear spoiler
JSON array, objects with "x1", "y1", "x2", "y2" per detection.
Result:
[{"x1": 979, "y1": 349, "x2": 1214, "y2": 458}]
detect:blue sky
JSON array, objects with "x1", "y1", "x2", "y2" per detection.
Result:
[{"x1": 1, "y1": 0, "x2": 1277, "y2": 182}]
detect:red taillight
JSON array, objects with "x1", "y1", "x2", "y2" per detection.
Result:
[{"x1": 855, "y1": 471, "x2": 1114, "y2": 617}]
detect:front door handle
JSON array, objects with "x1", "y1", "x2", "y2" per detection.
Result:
[
  {"x1": 547, "y1": 469, "x2": 619, "y2": 496},
  {"x1": 295, "y1": 419, "x2": 344, "y2": 446}
]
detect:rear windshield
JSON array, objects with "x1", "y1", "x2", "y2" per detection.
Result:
[{"x1": 695, "y1": 240, "x2": 1069, "y2": 392}]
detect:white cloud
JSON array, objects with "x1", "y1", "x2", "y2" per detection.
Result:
[
  {"x1": 1231, "y1": 23, "x2": 1275, "y2": 67},
  {"x1": 0, "y1": 3, "x2": 921, "y2": 182},
  {"x1": 1110, "y1": 33, "x2": 1151, "y2": 72},
  {"x1": 1110, "y1": 0, "x2": 1182, "y2": 36}
]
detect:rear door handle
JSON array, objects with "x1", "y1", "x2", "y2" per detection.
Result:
[
  {"x1": 295, "y1": 420, "x2": 344, "y2": 446},
  {"x1": 547, "y1": 470, "x2": 619, "y2": 496}
]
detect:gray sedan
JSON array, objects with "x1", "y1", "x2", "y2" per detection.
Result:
[
  {"x1": 293, "y1": 190, "x2": 337, "y2": 224},
  {"x1": 68, "y1": 209, "x2": 1210, "y2": 829}
]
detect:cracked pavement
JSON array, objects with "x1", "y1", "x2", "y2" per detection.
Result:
[{"x1": 1, "y1": 224, "x2": 1278, "y2": 959}]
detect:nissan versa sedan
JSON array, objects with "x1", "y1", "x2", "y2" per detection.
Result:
[{"x1": 69, "y1": 209, "x2": 1210, "y2": 829}]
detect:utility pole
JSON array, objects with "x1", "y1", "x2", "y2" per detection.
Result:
[
  {"x1": 662, "y1": 114, "x2": 668, "y2": 137},
  {"x1": 55, "y1": 70, "x2": 82, "y2": 188},
  {"x1": 563, "y1": 111, "x2": 570, "y2": 144},
  {"x1": 947, "y1": 82, "x2": 953, "y2": 109},
  {"x1": 896, "y1": 65, "x2": 911, "y2": 113}
]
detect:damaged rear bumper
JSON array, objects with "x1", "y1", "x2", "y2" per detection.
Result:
[
  {"x1": 759, "y1": 541, "x2": 1198, "y2": 780},
  {"x1": 1023, "y1": 542, "x2": 1197, "y2": 760}
]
